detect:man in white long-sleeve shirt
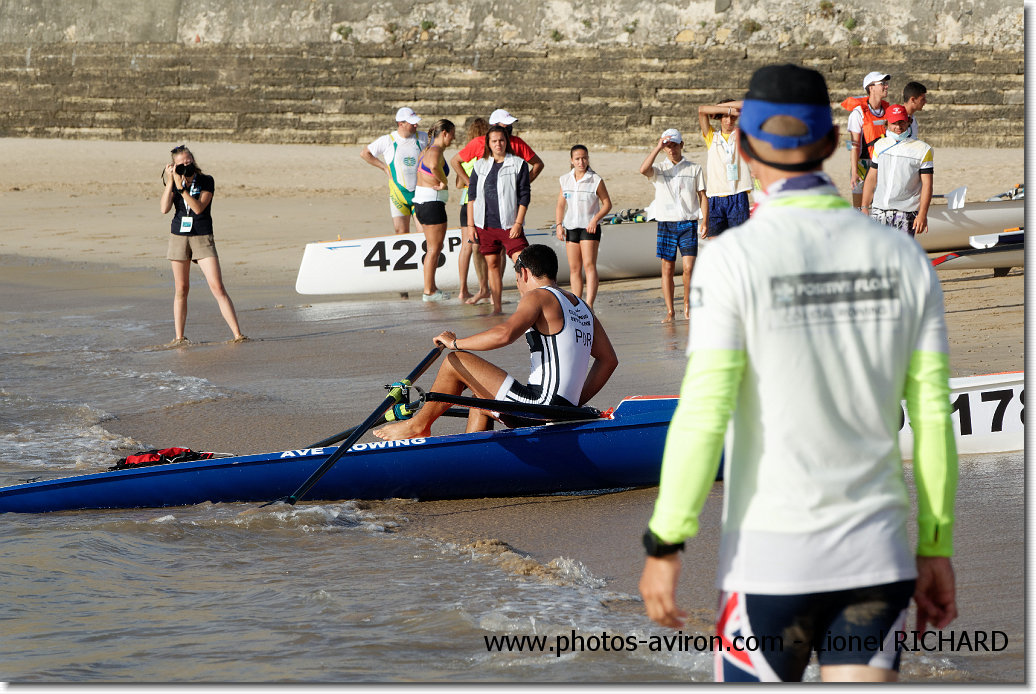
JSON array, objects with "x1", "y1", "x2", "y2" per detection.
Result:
[{"x1": 638, "y1": 64, "x2": 958, "y2": 683}]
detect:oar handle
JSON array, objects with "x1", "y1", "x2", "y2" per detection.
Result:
[
  {"x1": 421, "y1": 391, "x2": 600, "y2": 422},
  {"x1": 280, "y1": 345, "x2": 445, "y2": 506}
]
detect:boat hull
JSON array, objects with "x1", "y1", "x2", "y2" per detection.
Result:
[
  {"x1": 0, "y1": 372, "x2": 1020, "y2": 514},
  {"x1": 295, "y1": 200, "x2": 1022, "y2": 295},
  {"x1": 294, "y1": 224, "x2": 657, "y2": 295},
  {"x1": 899, "y1": 371, "x2": 1024, "y2": 457},
  {"x1": 0, "y1": 396, "x2": 678, "y2": 514},
  {"x1": 931, "y1": 245, "x2": 1024, "y2": 272}
]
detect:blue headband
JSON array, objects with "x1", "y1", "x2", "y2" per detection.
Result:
[{"x1": 740, "y1": 99, "x2": 833, "y2": 149}]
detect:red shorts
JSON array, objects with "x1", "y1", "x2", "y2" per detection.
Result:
[{"x1": 477, "y1": 226, "x2": 529, "y2": 258}]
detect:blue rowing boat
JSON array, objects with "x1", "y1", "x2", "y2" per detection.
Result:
[{"x1": 0, "y1": 396, "x2": 678, "y2": 514}]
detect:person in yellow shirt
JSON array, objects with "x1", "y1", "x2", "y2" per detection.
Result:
[{"x1": 697, "y1": 99, "x2": 753, "y2": 237}]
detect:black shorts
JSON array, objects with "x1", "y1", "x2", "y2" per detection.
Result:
[
  {"x1": 564, "y1": 225, "x2": 602, "y2": 243},
  {"x1": 415, "y1": 201, "x2": 448, "y2": 226},
  {"x1": 459, "y1": 204, "x2": 468, "y2": 227},
  {"x1": 716, "y1": 580, "x2": 915, "y2": 682}
]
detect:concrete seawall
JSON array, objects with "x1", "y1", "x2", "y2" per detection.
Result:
[{"x1": 0, "y1": 1, "x2": 1023, "y2": 149}]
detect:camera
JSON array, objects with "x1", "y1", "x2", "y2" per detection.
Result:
[{"x1": 174, "y1": 163, "x2": 196, "y2": 176}]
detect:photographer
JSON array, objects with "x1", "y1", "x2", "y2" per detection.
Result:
[{"x1": 160, "y1": 145, "x2": 246, "y2": 346}]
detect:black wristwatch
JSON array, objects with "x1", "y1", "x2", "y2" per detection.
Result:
[{"x1": 642, "y1": 529, "x2": 685, "y2": 557}]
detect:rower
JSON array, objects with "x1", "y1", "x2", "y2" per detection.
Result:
[{"x1": 373, "y1": 244, "x2": 618, "y2": 440}]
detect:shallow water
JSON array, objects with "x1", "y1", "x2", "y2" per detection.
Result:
[{"x1": 0, "y1": 257, "x2": 1023, "y2": 683}]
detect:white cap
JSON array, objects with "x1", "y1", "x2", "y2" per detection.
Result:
[
  {"x1": 660, "y1": 128, "x2": 683, "y2": 144},
  {"x1": 395, "y1": 107, "x2": 421, "y2": 124},
  {"x1": 489, "y1": 108, "x2": 518, "y2": 126},
  {"x1": 862, "y1": 71, "x2": 891, "y2": 90}
]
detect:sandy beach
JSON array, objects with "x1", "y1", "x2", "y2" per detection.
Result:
[
  {"x1": 0, "y1": 137, "x2": 1025, "y2": 681},
  {"x1": 0, "y1": 137, "x2": 1024, "y2": 285}
]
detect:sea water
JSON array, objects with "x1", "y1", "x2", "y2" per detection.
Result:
[{"x1": 0, "y1": 258, "x2": 1023, "y2": 683}]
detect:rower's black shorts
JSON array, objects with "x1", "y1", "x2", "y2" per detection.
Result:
[
  {"x1": 716, "y1": 580, "x2": 915, "y2": 682},
  {"x1": 492, "y1": 376, "x2": 577, "y2": 428},
  {"x1": 495, "y1": 376, "x2": 575, "y2": 407},
  {"x1": 415, "y1": 201, "x2": 447, "y2": 225}
]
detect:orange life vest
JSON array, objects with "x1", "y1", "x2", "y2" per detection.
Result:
[{"x1": 841, "y1": 96, "x2": 890, "y2": 160}]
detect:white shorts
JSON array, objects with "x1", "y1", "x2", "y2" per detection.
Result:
[{"x1": 389, "y1": 199, "x2": 411, "y2": 219}]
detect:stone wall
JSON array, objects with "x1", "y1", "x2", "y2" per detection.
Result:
[
  {"x1": 0, "y1": 0, "x2": 1022, "y2": 50},
  {"x1": 0, "y1": 1, "x2": 1024, "y2": 149}
]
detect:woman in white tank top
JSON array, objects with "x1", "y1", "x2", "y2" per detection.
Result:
[{"x1": 554, "y1": 145, "x2": 612, "y2": 309}]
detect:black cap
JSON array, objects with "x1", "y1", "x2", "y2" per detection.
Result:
[{"x1": 744, "y1": 64, "x2": 830, "y2": 105}]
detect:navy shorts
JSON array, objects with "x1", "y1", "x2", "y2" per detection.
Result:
[
  {"x1": 715, "y1": 580, "x2": 915, "y2": 682},
  {"x1": 656, "y1": 220, "x2": 698, "y2": 261},
  {"x1": 707, "y1": 191, "x2": 751, "y2": 236}
]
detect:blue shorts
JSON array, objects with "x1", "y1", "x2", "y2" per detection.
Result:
[
  {"x1": 656, "y1": 220, "x2": 698, "y2": 261},
  {"x1": 707, "y1": 192, "x2": 751, "y2": 236},
  {"x1": 715, "y1": 580, "x2": 915, "y2": 682}
]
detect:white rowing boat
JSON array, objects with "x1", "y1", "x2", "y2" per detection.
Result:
[
  {"x1": 931, "y1": 229, "x2": 1024, "y2": 273},
  {"x1": 899, "y1": 371, "x2": 1024, "y2": 457},
  {"x1": 931, "y1": 246, "x2": 1024, "y2": 273},
  {"x1": 920, "y1": 199, "x2": 1024, "y2": 252},
  {"x1": 295, "y1": 200, "x2": 1023, "y2": 296},
  {"x1": 294, "y1": 224, "x2": 658, "y2": 295}
]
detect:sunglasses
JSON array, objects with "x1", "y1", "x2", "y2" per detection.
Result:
[
  {"x1": 170, "y1": 144, "x2": 188, "y2": 154},
  {"x1": 513, "y1": 257, "x2": 526, "y2": 275}
]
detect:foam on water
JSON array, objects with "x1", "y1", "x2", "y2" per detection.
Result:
[{"x1": 0, "y1": 391, "x2": 142, "y2": 475}]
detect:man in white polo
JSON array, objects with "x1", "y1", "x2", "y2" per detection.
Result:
[{"x1": 361, "y1": 106, "x2": 429, "y2": 235}]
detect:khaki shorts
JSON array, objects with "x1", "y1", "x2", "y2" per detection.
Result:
[{"x1": 167, "y1": 234, "x2": 218, "y2": 262}]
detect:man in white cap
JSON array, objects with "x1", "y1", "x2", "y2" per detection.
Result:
[
  {"x1": 452, "y1": 108, "x2": 544, "y2": 184},
  {"x1": 639, "y1": 127, "x2": 707, "y2": 323},
  {"x1": 361, "y1": 106, "x2": 430, "y2": 235},
  {"x1": 841, "y1": 71, "x2": 890, "y2": 208}
]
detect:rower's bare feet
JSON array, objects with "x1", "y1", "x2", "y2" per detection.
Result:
[
  {"x1": 489, "y1": 304, "x2": 503, "y2": 316},
  {"x1": 661, "y1": 310, "x2": 675, "y2": 324},
  {"x1": 373, "y1": 420, "x2": 430, "y2": 441},
  {"x1": 458, "y1": 289, "x2": 473, "y2": 303},
  {"x1": 465, "y1": 289, "x2": 490, "y2": 305},
  {"x1": 684, "y1": 303, "x2": 690, "y2": 319}
]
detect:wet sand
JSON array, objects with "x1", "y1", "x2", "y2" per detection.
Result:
[{"x1": 0, "y1": 138, "x2": 1025, "y2": 680}]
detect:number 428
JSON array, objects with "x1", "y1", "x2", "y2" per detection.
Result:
[{"x1": 363, "y1": 239, "x2": 447, "y2": 272}]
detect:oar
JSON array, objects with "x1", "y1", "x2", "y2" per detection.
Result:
[
  {"x1": 421, "y1": 391, "x2": 601, "y2": 422},
  {"x1": 270, "y1": 345, "x2": 444, "y2": 506}
]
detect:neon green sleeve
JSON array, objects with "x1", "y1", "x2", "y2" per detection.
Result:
[
  {"x1": 904, "y1": 350, "x2": 958, "y2": 557},
  {"x1": 648, "y1": 349, "x2": 746, "y2": 544}
]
